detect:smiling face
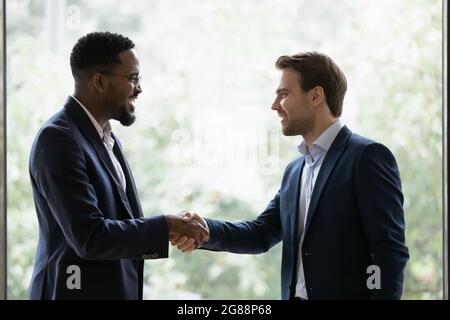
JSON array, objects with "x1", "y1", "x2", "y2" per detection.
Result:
[
  {"x1": 271, "y1": 67, "x2": 314, "y2": 136},
  {"x1": 104, "y1": 49, "x2": 142, "y2": 126}
]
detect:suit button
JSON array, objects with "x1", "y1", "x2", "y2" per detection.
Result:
[
  {"x1": 304, "y1": 252, "x2": 312, "y2": 256},
  {"x1": 309, "y1": 287, "x2": 313, "y2": 291}
]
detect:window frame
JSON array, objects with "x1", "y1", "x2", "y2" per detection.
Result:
[
  {"x1": 1, "y1": 0, "x2": 6, "y2": 301},
  {"x1": 444, "y1": 0, "x2": 449, "y2": 301}
]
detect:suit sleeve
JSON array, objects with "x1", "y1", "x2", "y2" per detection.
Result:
[
  {"x1": 355, "y1": 143, "x2": 409, "y2": 299},
  {"x1": 30, "y1": 126, "x2": 169, "y2": 260},
  {"x1": 202, "y1": 194, "x2": 283, "y2": 254}
]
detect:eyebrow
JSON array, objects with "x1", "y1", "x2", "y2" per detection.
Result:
[{"x1": 276, "y1": 88, "x2": 289, "y2": 94}]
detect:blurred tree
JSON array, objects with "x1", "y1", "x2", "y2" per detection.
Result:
[
  {"x1": 6, "y1": 0, "x2": 442, "y2": 299},
  {"x1": 346, "y1": 0, "x2": 443, "y2": 299},
  {"x1": 0, "y1": 0, "x2": 5, "y2": 301}
]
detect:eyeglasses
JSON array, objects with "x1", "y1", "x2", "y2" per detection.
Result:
[{"x1": 100, "y1": 72, "x2": 142, "y2": 86}]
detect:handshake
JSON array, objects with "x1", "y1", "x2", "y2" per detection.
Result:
[{"x1": 165, "y1": 212, "x2": 209, "y2": 252}]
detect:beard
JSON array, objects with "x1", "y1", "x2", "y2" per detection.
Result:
[
  {"x1": 108, "y1": 100, "x2": 136, "y2": 127},
  {"x1": 105, "y1": 89, "x2": 139, "y2": 127},
  {"x1": 282, "y1": 110, "x2": 313, "y2": 136},
  {"x1": 117, "y1": 106, "x2": 136, "y2": 127}
]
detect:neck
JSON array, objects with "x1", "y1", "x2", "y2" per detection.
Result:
[
  {"x1": 73, "y1": 91, "x2": 108, "y2": 128},
  {"x1": 303, "y1": 117, "x2": 338, "y2": 146}
]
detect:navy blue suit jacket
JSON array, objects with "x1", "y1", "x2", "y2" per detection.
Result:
[
  {"x1": 29, "y1": 97, "x2": 169, "y2": 299},
  {"x1": 204, "y1": 126, "x2": 409, "y2": 299}
]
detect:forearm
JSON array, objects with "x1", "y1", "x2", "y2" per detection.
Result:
[
  {"x1": 68, "y1": 215, "x2": 169, "y2": 260},
  {"x1": 202, "y1": 217, "x2": 282, "y2": 254}
]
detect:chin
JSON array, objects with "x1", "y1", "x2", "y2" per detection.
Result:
[
  {"x1": 281, "y1": 126, "x2": 294, "y2": 136},
  {"x1": 281, "y1": 126, "x2": 302, "y2": 136},
  {"x1": 119, "y1": 112, "x2": 136, "y2": 127}
]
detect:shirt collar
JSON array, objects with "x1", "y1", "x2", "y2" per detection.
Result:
[
  {"x1": 70, "y1": 95, "x2": 112, "y2": 141},
  {"x1": 297, "y1": 118, "x2": 344, "y2": 163}
]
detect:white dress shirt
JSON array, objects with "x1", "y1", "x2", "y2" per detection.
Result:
[
  {"x1": 295, "y1": 119, "x2": 344, "y2": 299},
  {"x1": 71, "y1": 95, "x2": 127, "y2": 191}
]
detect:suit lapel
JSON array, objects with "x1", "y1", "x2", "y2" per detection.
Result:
[
  {"x1": 290, "y1": 158, "x2": 305, "y2": 246},
  {"x1": 64, "y1": 97, "x2": 134, "y2": 219},
  {"x1": 112, "y1": 134, "x2": 144, "y2": 219},
  {"x1": 304, "y1": 126, "x2": 352, "y2": 234}
]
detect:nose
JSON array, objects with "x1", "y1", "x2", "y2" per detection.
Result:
[
  {"x1": 271, "y1": 98, "x2": 280, "y2": 111},
  {"x1": 135, "y1": 83, "x2": 142, "y2": 94}
]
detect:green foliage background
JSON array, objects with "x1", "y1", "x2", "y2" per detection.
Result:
[{"x1": 6, "y1": 0, "x2": 443, "y2": 299}]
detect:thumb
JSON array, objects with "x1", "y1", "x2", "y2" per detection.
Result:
[{"x1": 182, "y1": 212, "x2": 194, "y2": 222}]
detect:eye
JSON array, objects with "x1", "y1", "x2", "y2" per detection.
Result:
[{"x1": 129, "y1": 75, "x2": 141, "y2": 85}]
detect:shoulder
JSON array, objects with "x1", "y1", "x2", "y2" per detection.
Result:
[
  {"x1": 33, "y1": 109, "x2": 79, "y2": 147},
  {"x1": 30, "y1": 109, "x2": 83, "y2": 166},
  {"x1": 348, "y1": 133, "x2": 396, "y2": 159},
  {"x1": 347, "y1": 133, "x2": 398, "y2": 170}
]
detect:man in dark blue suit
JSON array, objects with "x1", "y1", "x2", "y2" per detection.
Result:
[
  {"x1": 174, "y1": 52, "x2": 409, "y2": 299},
  {"x1": 28, "y1": 32, "x2": 208, "y2": 300}
]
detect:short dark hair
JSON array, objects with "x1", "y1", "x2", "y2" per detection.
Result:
[
  {"x1": 70, "y1": 32, "x2": 135, "y2": 79},
  {"x1": 275, "y1": 52, "x2": 347, "y2": 117}
]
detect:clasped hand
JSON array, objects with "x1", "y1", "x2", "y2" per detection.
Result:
[{"x1": 167, "y1": 212, "x2": 209, "y2": 252}]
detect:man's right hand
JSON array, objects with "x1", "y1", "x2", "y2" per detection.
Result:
[
  {"x1": 165, "y1": 213, "x2": 209, "y2": 249},
  {"x1": 170, "y1": 212, "x2": 209, "y2": 252}
]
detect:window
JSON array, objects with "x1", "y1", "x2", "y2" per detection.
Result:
[
  {"x1": 0, "y1": 0, "x2": 5, "y2": 301},
  {"x1": 5, "y1": 0, "x2": 446, "y2": 299}
]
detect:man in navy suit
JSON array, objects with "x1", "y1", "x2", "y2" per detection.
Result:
[
  {"x1": 28, "y1": 32, "x2": 208, "y2": 299},
  {"x1": 173, "y1": 52, "x2": 409, "y2": 299}
]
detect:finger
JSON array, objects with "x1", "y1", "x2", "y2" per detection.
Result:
[
  {"x1": 187, "y1": 212, "x2": 202, "y2": 224},
  {"x1": 197, "y1": 224, "x2": 209, "y2": 241},
  {"x1": 171, "y1": 236, "x2": 188, "y2": 246},
  {"x1": 182, "y1": 212, "x2": 194, "y2": 222},
  {"x1": 182, "y1": 239, "x2": 200, "y2": 252},
  {"x1": 181, "y1": 244, "x2": 196, "y2": 253},
  {"x1": 177, "y1": 238, "x2": 196, "y2": 251},
  {"x1": 189, "y1": 214, "x2": 209, "y2": 242},
  {"x1": 172, "y1": 236, "x2": 189, "y2": 246},
  {"x1": 188, "y1": 222, "x2": 209, "y2": 244}
]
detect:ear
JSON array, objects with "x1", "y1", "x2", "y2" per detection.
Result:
[
  {"x1": 92, "y1": 73, "x2": 108, "y2": 93},
  {"x1": 310, "y1": 86, "x2": 325, "y2": 107}
]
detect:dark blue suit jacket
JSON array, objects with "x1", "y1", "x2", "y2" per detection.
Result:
[
  {"x1": 29, "y1": 97, "x2": 169, "y2": 299},
  {"x1": 204, "y1": 126, "x2": 409, "y2": 299}
]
